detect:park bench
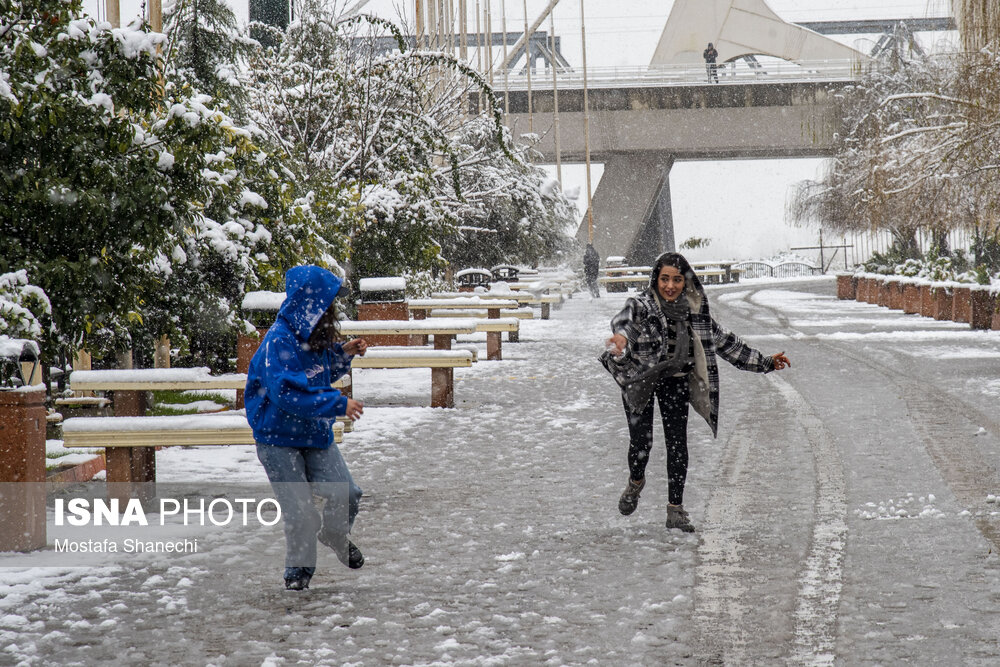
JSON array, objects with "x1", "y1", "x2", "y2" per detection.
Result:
[
  {"x1": 339, "y1": 318, "x2": 477, "y2": 351},
  {"x1": 690, "y1": 262, "x2": 742, "y2": 284},
  {"x1": 69, "y1": 367, "x2": 249, "y2": 416},
  {"x1": 61, "y1": 413, "x2": 345, "y2": 499},
  {"x1": 341, "y1": 316, "x2": 515, "y2": 359},
  {"x1": 68, "y1": 368, "x2": 354, "y2": 431},
  {"x1": 349, "y1": 347, "x2": 474, "y2": 408},
  {"x1": 598, "y1": 273, "x2": 650, "y2": 292},
  {"x1": 431, "y1": 291, "x2": 562, "y2": 319},
  {"x1": 408, "y1": 298, "x2": 519, "y2": 360},
  {"x1": 455, "y1": 268, "x2": 493, "y2": 291},
  {"x1": 490, "y1": 264, "x2": 520, "y2": 282}
]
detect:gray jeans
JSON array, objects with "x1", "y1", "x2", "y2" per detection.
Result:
[{"x1": 256, "y1": 442, "x2": 363, "y2": 569}]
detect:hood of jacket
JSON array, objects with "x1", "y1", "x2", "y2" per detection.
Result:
[{"x1": 277, "y1": 265, "x2": 345, "y2": 341}]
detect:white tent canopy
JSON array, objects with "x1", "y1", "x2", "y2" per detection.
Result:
[{"x1": 649, "y1": 0, "x2": 868, "y2": 66}]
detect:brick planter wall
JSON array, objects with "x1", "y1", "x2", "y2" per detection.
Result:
[
  {"x1": 888, "y1": 281, "x2": 904, "y2": 310},
  {"x1": 919, "y1": 284, "x2": 935, "y2": 318},
  {"x1": 931, "y1": 286, "x2": 953, "y2": 321},
  {"x1": 855, "y1": 277, "x2": 868, "y2": 303},
  {"x1": 866, "y1": 278, "x2": 880, "y2": 304},
  {"x1": 877, "y1": 279, "x2": 891, "y2": 307},
  {"x1": 902, "y1": 283, "x2": 921, "y2": 314},
  {"x1": 836, "y1": 274, "x2": 856, "y2": 300},
  {"x1": 358, "y1": 301, "x2": 412, "y2": 347},
  {"x1": 236, "y1": 328, "x2": 267, "y2": 409},
  {"x1": 970, "y1": 289, "x2": 993, "y2": 330},
  {"x1": 0, "y1": 389, "x2": 47, "y2": 551},
  {"x1": 952, "y1": 286, "x2": 972, "y2": 323}
]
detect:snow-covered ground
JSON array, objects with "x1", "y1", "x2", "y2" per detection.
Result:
[{"x1": 3, "y1": 275, "x2": 1000, "y2": 665}]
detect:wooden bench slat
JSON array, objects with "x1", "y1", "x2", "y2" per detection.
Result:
[
  {"x1": 352, "y1": 355, "x2": 473, "y2": 369},
  {"x1": 62, "y1": 417, "x2": 344, "y2": 447}
]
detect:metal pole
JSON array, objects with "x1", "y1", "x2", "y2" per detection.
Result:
[
  {"x1": 819, "y1": 228, "x2": 825, "y2": 271},
  {"x1": 149, "y1": 0, "x2": 161, "y2": 32},
  {"x1": 550, "y1": 8, "x2": 561, "y2": 185},
  {"x1": 476, "y1": 0, "x2": 482, "y2": 112},
  {"x1": 501, "y1": 0, "x2": 510, "y2": 120},
  {"x1": 485, "y1": 1, "x2": 493, "y2": 85},
  {"x1": 436, "y1": 0, "x2": 444, "y2": 50},
  {"x1": 416, "y1": 0, "x2": 425, "y2": 48},
  {"x1": 460, "y1": 0, "x2": 468, "y2": 60},
  {"x1": 523, "y1": 0, "x2": 533, "y2": 133},
  {"x1": 581, "y1": 0, "x2": 594, "y2": 243},
  {"x1": 448, "y1": 0, "x2": 455, "y2": 56},
  {"x1": 106, "y1": 0, "x2": 120, "y2": 27}
]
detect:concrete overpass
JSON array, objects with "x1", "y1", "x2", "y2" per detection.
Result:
[{"x1": 503, "y1": 79, "x2": 848, "y2": 264}]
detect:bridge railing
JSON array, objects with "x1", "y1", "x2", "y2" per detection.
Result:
[{"x1": 500, "y1": 59, "x2": 862, "y2": 91}]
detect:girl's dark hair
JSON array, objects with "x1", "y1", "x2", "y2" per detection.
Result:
[
  {"x1": 648, "y1": 252, "x2": 698, "y2": 292},
  {"x1": 308, "y1": 303, "x2": 342, "y2": 350}
]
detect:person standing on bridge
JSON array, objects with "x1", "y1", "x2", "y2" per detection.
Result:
[
  {"x1": 601, "y1": 252, "x2": 790, "y2": 532},
  {"x1": 246, "y1": 264, "x2": 369, "y2": 591},
  {"x1": 703, "y1": 42, "x2": 719, "y2": 83}
]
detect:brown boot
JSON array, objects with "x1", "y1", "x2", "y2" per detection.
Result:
[
  {"x1": 618, "y1": 477, "x2": 645, "y2": 516},
  {"x1": 666, "y1": 504, "x2": 695, "y2": 532}
]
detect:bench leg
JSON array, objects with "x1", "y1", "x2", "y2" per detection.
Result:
[
  {"x1": 508, "y1": 329, "x2": 519, "y2": 343},
  {"x1": 486, "y1": 308, "x2": 502, "y2": 360},
  {"x1": 106, "y1": 447, "x2": 156, "y2": 503},
  {"x1": 343, "y1": 368, "x2": 353, "y2": 399},
  {"x1": 114, "y1": 390, "x2": 147, "y2": 417},
  {"x1": 486, "y1": 332, "x2": 502, "y2": 361},
  {"x1": 541, "y1": 303, "x2": 550, "y2": 319},
  {"x1": 431, "y1": 368, "x2": 454, "y2": 408}
]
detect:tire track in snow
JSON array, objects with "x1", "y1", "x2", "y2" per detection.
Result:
[
  {"x1": 820, "y1": 344, "x2": 1000, "y2": 552},
  {"x1": 769, "y1": 374, "x2": 847, "y2": 666},
  {"x1": 696, "y1": 284, "x2": 846, "y2": 665}
]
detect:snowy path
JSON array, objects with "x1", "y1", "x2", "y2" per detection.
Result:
[{"x1": 3, "y1": 277, "x2": 1000, "y2": 665}]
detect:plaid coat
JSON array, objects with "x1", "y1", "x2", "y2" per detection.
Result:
[{"x1": 609, "y1": 281, "x2": 774, "y2": 437}]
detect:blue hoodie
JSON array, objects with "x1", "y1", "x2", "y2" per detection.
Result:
[{"x1": 245, "y1": 265, "x2": 353, "y2": 448}]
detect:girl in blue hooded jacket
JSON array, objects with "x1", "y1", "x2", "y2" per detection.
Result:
[{"x1": 246, "y1": 265, "x2": 368, "y2": 590}]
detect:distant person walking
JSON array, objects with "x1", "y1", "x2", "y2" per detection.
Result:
[
  {"x1": 600, "y1": 252, "x2": 790, "y2": 532},
  {"x1": 246, "y1": 264, "x2": 369, "y2": 591},
  {"x1": 703, "y1": 42, "x2": 719, "y2": 83},
  {"x1": 583, "y1": 243, "x2": 601, "y2": 298}
]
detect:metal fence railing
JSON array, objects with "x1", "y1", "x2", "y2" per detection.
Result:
[
  {"x1": 732, "y1": 261, "x2": 823, "y2": 279},
  {"x1": 501, "y1": 59, "x2": 862, "y2": 91}
]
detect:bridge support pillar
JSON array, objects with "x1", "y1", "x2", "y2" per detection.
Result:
[{"x1": 578, "y1": 152, "x2": 676, "y2": 265}]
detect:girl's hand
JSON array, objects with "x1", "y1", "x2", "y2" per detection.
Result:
[
  {"x1": 771, "y1": 351, "x2": 791, "y2": 370},
  {"x1": 606, "y1": 334, "x2": 627, "y2": 356},
  {"x1": 343, "y1": 338, "x2": 368, "y2": 356},
  {"x1": 345, "y1": 398, "x2": 364, "y2": 421}
]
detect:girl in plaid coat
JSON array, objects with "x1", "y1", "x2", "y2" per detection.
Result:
[{"x1": 602, "y1": 252, "x2": 790, "y2": 531}]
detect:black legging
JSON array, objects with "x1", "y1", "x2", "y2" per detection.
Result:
[{"x1": 622, "y1": 375, "x2": 690, "y2": 506}]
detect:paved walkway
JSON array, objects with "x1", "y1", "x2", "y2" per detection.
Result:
[{"x1": 3, "y1": 277, "x2": 1000, "y2": 665}]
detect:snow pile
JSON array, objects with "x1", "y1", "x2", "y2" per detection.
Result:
[{"x1": 854, "y1": 494, "x2": 944, "y2": 520}]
